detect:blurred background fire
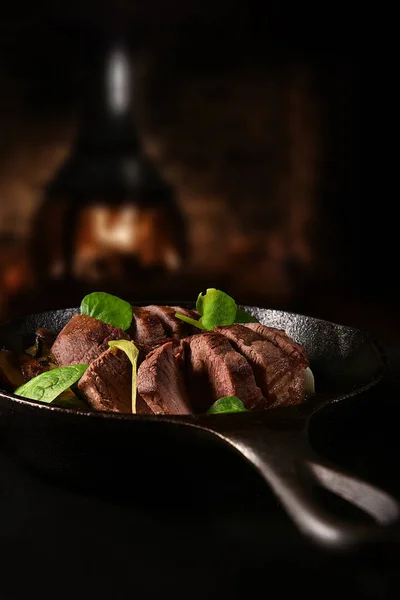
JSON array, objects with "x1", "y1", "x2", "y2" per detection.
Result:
[{"x1": 0, "y1": 2, "x2": 395, "y2": 342}]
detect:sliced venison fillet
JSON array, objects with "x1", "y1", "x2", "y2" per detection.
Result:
[
  {"x1": 215, "y1": 324, "x2": 309, "y2": 407},
  {"x1": 128, "y1": 306, "x2": 168, "y2": 355},
  {"x1": 181, "y1": 332, "x2": 267, "y2": 412},
  {"x1": 51, "y1": 314, "x2": 130, "y2": 367},
  {"x1": 137, "y1": 341, "x2": 192, "y2": 415},
  {"x1": 78, "y1": 347, "x2": 153, "y2": 414},
  {"x1": 145, "y1": 305, "x2": 199, "y2": 339},
  {"x1": 244, "y1": 323, "x2": 308, "y2": 363}
]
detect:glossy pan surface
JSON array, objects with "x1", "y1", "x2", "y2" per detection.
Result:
[{"x1": 0, "y1": 305, "x2": 398, "y2": 550}]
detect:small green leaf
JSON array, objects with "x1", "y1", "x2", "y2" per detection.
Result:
[
  {"x1": 15, "y1": 364, "x2": 88, "y2": 403},
  {"x1": 207, "y1": 396, "x2": 248, "y2": 414},
  {"x1": 182, "y1": 290, "x2": 258, "y2": 331},
  {"x1": 80, "y1": 292, "x2": 132, "y2": 331},
  {"x1": 235, "y1": 308, "x2": 259, "y2": 323},
  {"x1": 174, "y1": 313, "x2": 205, "y2": 330},
  {"x1": 196, "y1": 289, "x2": 237, "y2": 330},
  {"x1": 108, "y1": 340, "x2": 139, "y2": 413},
  {"x1": 196, "y1": 291, "x2": 205, "y2": 315}
]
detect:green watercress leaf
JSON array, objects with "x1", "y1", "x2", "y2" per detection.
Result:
[
  {"x1": 108, "y1": 340, "x2": 139, "y2": 413},
  {"x1": 207, "y1": 396, "x2": 248, "y2": 414},
  {"x1": 14, "y1": 364, "x2": 88, "y2": 403},
  {"x1": 196, "y1": 288, "x2": 237, "y2": 330},
  {"x1": 196, "y1": 291, "x2": 205, "y2": 315},
  {"x1": 235, "y1": 308, "x2": 259, "y2": 323},
  {"x1": 80, "y1": 292, "x2": 132, "y2": 331},
  {"x1": 176, "y1": 289, "x2": 260, "y2": 330}
]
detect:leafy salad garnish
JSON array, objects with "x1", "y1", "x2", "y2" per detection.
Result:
[
  {"x1": 108, "y1": 340, "x2": 139, "y2": 414},
  {"x1": 175, "y1": 288, "x2": 258, "y2": 331},
  {"x1": 207, "y1": 396, "x2": 248, "y2": 414},
  {"x1": 81, "y1": 291, "x2": 132, "y2": 331},
  {"x1": 14, "y1": 364, "x2": 88, "y2": 404}
]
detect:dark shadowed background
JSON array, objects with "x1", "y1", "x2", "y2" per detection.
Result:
[{"x1": 1, "y1": 1, "x2": 390, "y2": 341}]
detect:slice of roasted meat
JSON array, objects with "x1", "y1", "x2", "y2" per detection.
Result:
[
  {"x1": 245, "y1": 322, "x2": 308, "y2": 363},
  {"x1": 215, "y1": 323, "x2": 309, "y2": 407},
  {"x1": 180, "y1": 332, "x2": 267, "y2": 412},
  {"x1": 137, "y1": 341, "x2": 192, "y2": 415},
  {"x1": 78, "y1": 347, "x2": 153, "y2": 414},
  {"x1": 145, "y1": 305, "x2": 199, "y2": 340},
  {"x1": 128, "y1": 306, "x2": 168, "y2": 355},
  {"x1": 128, "y1": 305, "x2": 199, "y2": 355},
  {"x1": 51, "y1": 314, "x2": 129, "y2": 367}
]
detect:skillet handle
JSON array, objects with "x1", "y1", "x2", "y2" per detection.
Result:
[{"x1": 205, "y1": 416, "x2": 400, "y2": 550}]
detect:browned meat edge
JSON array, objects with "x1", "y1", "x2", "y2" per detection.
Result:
[{"x1": 245, "y1": 323, "x2": 308, "y2": 364}]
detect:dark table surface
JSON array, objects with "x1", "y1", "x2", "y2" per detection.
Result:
[{"x1": 1, "y1": 344, "x2": 400, "y2": 600}]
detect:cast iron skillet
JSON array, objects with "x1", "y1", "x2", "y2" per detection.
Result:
[{"x1": 0, "y1": 304, "x2": 399, "y2": 550}]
